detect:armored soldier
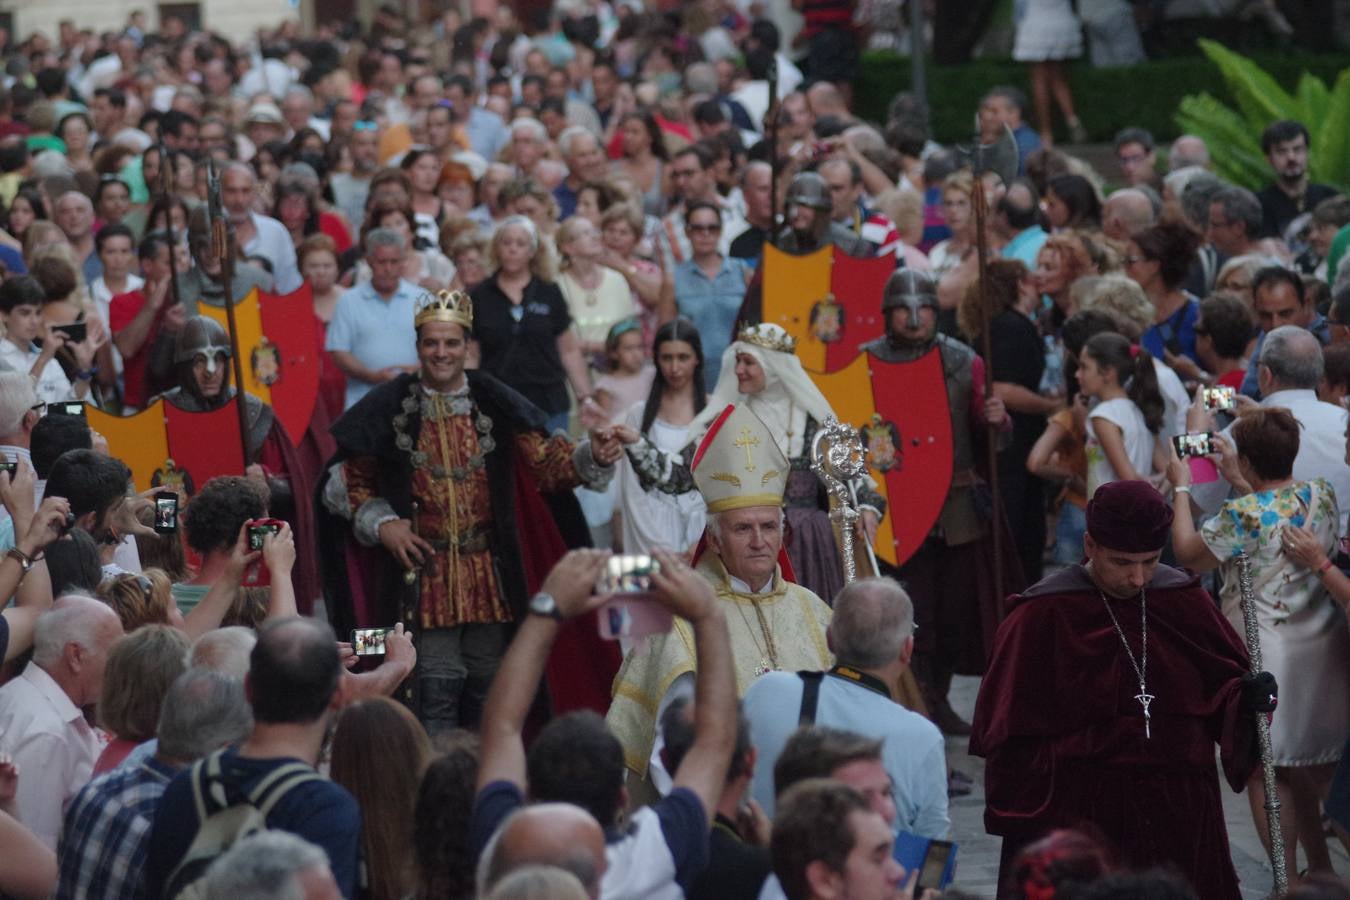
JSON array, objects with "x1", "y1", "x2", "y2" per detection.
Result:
[{"x1": 861, "y1": 269, "x2": 1019, "y2": 734}]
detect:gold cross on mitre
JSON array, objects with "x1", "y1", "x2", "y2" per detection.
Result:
[
  {"x1": 691, "y1": 404, "x2": 789, "y2": 515},
  {"x1": 733, "y1": 427, "x2": 760, "y2": 471}
]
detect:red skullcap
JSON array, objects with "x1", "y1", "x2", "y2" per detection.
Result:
[{"x1": 1085, "y1": 480, "x2": 1173, "y2": 552}]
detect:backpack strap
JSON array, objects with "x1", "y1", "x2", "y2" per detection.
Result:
[
  {"x1": 798, "y1": 671, "x2": 825, "y2": 725},
  {"x1": 248, "y1": 764, "x2": 323, "y2": 820}
]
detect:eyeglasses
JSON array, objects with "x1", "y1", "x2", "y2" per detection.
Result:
[
  {"x1": 28, "y1": 402, "x2": 46, "y2": 415},
  {"x1": 353, "y1": 120, "x2": 378, "y2": 132},
  {"x1": 1118, "y1": 153, "x2": 1149, "y2": 166},
  {"x1": 687, "y1": 223, "x2": 721, "y2": 234}
]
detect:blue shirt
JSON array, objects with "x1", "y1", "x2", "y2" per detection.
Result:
[
  {"x1": 1001, "y1": 226, "x2": 1047, "y2": 269},
  {"x1": 554, "y1": 181, "x2": 579, "y2": 220},
  {"x1": 673, "y1": 257, "x2": 752, "y2": 389},
  {"x1": 1240, "y1": 314, "x2": 1332, "y2": 398},
  {"x1": 145, "y1": 749, "x2": 362, "y2": 899},
  {"x1": 1141, "y1": 295, "x2": 1200, "y2": 365},
  {"x1": 1013, "y1": 123, "x2": 1042, "y2": 175},
  {"x1": 465, "y1": 106, "x2": 509, "y2": 162},
  {"x1": 56, "y1": 757, "x2": 177, "y2": 900},
  {"x1": 325, "y1": 278, "x2": 422, "y2": 409},
  {"x1": 743, "y1": 670, "x2": 950, "y2": 839}
]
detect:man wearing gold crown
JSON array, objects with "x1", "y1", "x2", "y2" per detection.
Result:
[
  {"x1": 607, "y1": 402, "x2": 833, "y2": 785},
  {"x1": 615, "y1": 322, "x2": 885, "y2": 605},
  {"x1": 319, "y1": 289, "x2": 626, "y2": 734}
]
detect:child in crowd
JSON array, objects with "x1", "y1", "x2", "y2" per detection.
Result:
[{"x1": 1079, "y1": 331, "x2": 1165, "y2": 497}]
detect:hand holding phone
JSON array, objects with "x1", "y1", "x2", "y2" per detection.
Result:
[
  {"x1": 1202, "y1": 385, "x2": 1236, "y2": 411},
  {"x1": 242, "y1": 518, "x2": 285, "y2": 586},
  {"x1": 1172, "y1": 432, "x2": 1217, "y2": 459},
  {"x1": 596, "y1": 554, "x2": 673, "y2": 641},
  {"x1": 352, "y1": 627, "x2": 393, "y2": 656},
  {"x1": 153, "y1": 492, "x2": 179, "y2": 534}
]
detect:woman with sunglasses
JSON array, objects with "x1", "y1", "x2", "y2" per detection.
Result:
[{"x1": 662, "y1": 201, "x2": 752, "y2": 390}]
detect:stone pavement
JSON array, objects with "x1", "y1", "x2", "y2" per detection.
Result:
[{"x1": 940, "y1": 674, "x2": 1348, "y2": 897}]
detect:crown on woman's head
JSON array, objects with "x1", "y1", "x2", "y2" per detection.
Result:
[
  {"x1": 414, "y1": 289, "x2": 474, "y2": 330},
  {"x1": 737, "y1": 322, "x2": 797, "y2": 355}
]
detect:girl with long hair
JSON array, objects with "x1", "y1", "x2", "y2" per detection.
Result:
[
  {"x1": 613, "y1": 111, "x2": 670, "y2": 218},
  {"x1": 613, "y1": 318, "x2": 707, "y2": 556},
  {"x1": 330, "y1": 697, "x2": 433, "y2": 900},
  {"x1": 1079, "y1": 332, "x2": 1164, "y2": 496}
]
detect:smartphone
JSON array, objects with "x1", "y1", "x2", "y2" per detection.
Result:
[
  {"x1": 352, "y1": 627, "x2": 393, "y2": 656},
  {"x1": 1202, "y1": 385, "x2": 1236, "y2": 411},
  {"x1": 243, "y1": 518, "x2": 285, "y2": 586},
  {"x1": 1172, "y1": 432, "x2": 1216, "y2": 459},
  {"x1": 247, "y1": 518, "x2": 284, "y2": 551},
  {"x1": 915, "y1": 840, "x2": 955, "y2": 893},
  {"x1": 0, "y1": 456, "x2": 15, "y2": 478},
  {"x1": 51, "y1": 321, "x2": 87, "y2": 344},
  {"x1": 48, "y1": 401, "x2": 87, "y2": 419},
  {"x1": 595, "y1": 554, "x2": 661, "y2": 596},
  {"x1": 153, "y1": 491, "x2": 179, "y2": 534}
]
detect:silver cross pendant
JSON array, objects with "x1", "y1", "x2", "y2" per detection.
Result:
[{"x1": 1134, "y1": 686, "x2": 1154, "y2": 739}]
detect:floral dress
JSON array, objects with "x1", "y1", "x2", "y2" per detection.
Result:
[{"x1": 1200, "y1": 479, "x2": 1350, "y2": 765}]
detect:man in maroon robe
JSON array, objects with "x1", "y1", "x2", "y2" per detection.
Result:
[{"x1": 970, "y1": 481, "x2": 1274, "y2": 899}]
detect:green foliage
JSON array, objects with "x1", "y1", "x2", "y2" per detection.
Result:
[
  {"x1": 1173, "y1": 40, "x2": 1350, "y2": 191},
  {"x1": 853, "y1": 50, "x2": 1347, "y2": 152}
]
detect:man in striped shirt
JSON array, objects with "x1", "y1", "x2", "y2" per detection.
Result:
[{"x1": 819, "y1": 158, "x2": 903, "y2": 263}]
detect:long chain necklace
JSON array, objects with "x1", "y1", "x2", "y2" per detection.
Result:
[
  {"x1": 1099, "y1": 588, "x2": 1153, "y2": 739},
  {"x1": 731, "y1": 594, "x2": 779, "y2": 677}
]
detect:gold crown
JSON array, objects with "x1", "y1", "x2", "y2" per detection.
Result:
[
  {"x1": 414, "y1": 289, "x2": 474, "y2": 330},
  {"x1": 737, "y1": 323, "x2": 797, "y2": 355}
]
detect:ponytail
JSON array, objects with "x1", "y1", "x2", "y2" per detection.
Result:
[
  {"x1": 1083, "y1": 332, "x2": 1165, "y2": 434},
  {"x1": 1128, "y1": 347, "x2": 1165, "y2": 435}
]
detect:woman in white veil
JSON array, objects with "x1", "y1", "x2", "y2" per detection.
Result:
[{"x1": 617, "y1": 323, "x2": 884, "y2": 604}]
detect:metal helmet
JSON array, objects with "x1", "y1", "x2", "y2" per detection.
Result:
[
  {"x1": 174, "y1": 316, "x2": 232, "y2": 374},
  {"x1": 882, "y1": 268, "x2": 938, "y2": 318},
  {"x1": 787, "y1": 171, "x2": 832, "y2": 212}
]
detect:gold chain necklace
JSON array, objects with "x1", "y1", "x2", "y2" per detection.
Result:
[{"x1": 730, "y1": 591, "x2": 779, "y2": 677}]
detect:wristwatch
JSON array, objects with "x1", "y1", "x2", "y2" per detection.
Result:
[
  {"x1": 528, "y1": 591, "x2": 561, "y2": 619},
  {"x1": 6, "y1": 547, "x2": 38, "y2": 575}
]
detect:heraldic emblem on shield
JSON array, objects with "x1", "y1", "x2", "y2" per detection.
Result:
[{"x1": 759, "y1": 240, "x2": 954, "y2": 567}]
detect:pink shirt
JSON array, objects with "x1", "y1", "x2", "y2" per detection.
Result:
[{"x1": 0, "y1": 662, "x2": 104, "y2": 848}]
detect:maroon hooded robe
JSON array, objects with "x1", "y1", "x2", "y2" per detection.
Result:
[{"x1": 970, "y1": 564, "x2": 1258, "y2": 900}]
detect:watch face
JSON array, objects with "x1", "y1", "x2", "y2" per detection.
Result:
[{"x1": 531, "y1": 593, "x2": 557, "y2": 616}]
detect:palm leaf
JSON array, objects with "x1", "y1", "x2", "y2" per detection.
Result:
[
  {"x1": 1197, "y1": 38, "x2": 1298, "y2": 129},
  {"x1": 1175, "y1": 93, "x2": 1269, "y2": 189},
  {"x1": 1312, "y1": 69, "x2": 1350, "y2": 191},
  {"x1": 1296, "y1": 72, "x2": 1331, "y2": 130}
]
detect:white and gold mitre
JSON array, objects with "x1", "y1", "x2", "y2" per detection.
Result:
[
  {"x1": 691, "y1": 404, "x2": 788, "y2": 514},
  {"x1": 414, "y1": 289, "x2": 474, "y2": 330}
]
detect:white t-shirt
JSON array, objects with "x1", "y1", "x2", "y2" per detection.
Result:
[
  {"x1": 1152, "y1": 357, "x2": 1190, "y2": 441},
  {"x1": 1085, "y1": 397, "x2": 1154, "y2": 497}
]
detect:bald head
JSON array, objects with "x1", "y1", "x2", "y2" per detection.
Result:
[
  {"x1": 828, "y1": 577, "x2": 914, "y2": 670},
  {"x1": 1168, "y1": 135, "x2": 1210, "y2": 172},
  {"x1": 482, "y1": 805, "x2": 607, "y2": 900},
  {"x1": 806, "y1": 82, "x2": 847, "y2": 118},
  {"x1": 34, "y1": 594, "x2": 124, "y2": 705},
  {"x1": 1102, "y1": 189, "x2": 1156, "y2": 242}
]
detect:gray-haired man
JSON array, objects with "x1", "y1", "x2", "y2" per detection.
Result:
[{"x1": 325, "y1": 227, "x2": 423, "y2": 410}]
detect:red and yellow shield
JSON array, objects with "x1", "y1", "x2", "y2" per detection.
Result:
[
  {"x1": 199, "y1": 284, "x2": 320, "y2": 446},
  {"x1": 809, "y1": 348, "x2": 953, "y2": 568},
  {"x1": 760, "y1": 245, "x2": 894, "y2": 374},
  {"x1": 88, "y1": 399, "x2": 247, "y2": 494}
]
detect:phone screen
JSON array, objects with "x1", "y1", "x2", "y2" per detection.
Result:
[
  {"x1": 153, "y1": 492, "x2": 178, "y2": 534},
  {"x1": 352, "y1": 627, "x2": 392, "y2": 655},
  {"x1": 1203, "y1": 386, "x2": 1236, "y2": 411},
  {"x1": 595, "y1": 554, "x2": 661, "y2": 596},
  {"x1": 48, "y1": 401, "x2": 86, "y2": 419},
  {"x1": 1172, "y1": 432, "x2": 1214, "y2": 459}
]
